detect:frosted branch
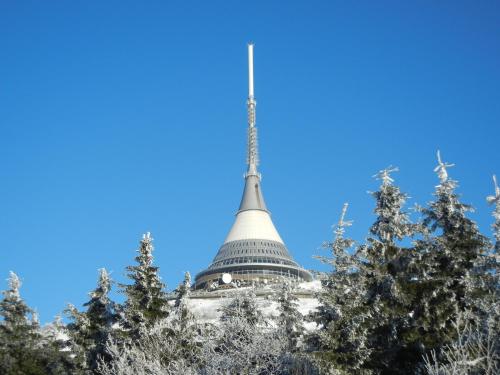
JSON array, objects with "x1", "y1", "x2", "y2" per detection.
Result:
[
  {"x1": 8, "y1": 271, "x2": 21, "y2": 298},
  {"x1": 487, "y1": 175, "x2": 500, "y2": 246},
  {"x1": 374, "y1": 166, "x2": 399, "y2": 186},
  {"x1": 333, "y1": 203, "x2": 353, "y2": 241},
  {"x1": 434, "y1": 150, "x2": 455, "y2": 184}
]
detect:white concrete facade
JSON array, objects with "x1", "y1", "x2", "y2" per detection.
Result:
[{"x1": 224, "y1": 210, "x2": 284, "y2": 244}]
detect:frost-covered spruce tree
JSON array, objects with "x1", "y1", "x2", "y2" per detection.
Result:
[
  {"x1": 276, "y1": 281, "x2": 317, "y2": 375},
  {"x1": 174, "y1": 271, "x2": 191, "y2": 309},
  {"x1": 368, "y1": 167, "x2": 415, "y2": 245},
  {"x1": 219, "y1": 288, "x2": 262, "y2": 326},
  {"x1": 0, "y1": 272, "x2": 35, "y2": 341},
  {"x1": 217, "y1": 290, "x2": 264, "y2": 356},
  {"x1": 312, "y1": 168, "x2": 422, "y2": 374},
  {"x1": 98, "y1": 317, "x2": 204, "y2": 375},
  {"x1": 422, "y1": 152, "x2": 490, "y2": 302},
  {"x1": 66, "y1": 268, "x2": 117, "y2": 373},
  {"x1": 204, "y1": 290, "x2": 285, "y2": 375},
  {"x1": 120, "y1": 232, "x2": 170, "y2": 336},
  {"x1": 0, "y1": 272, "x2": 41, "y2": 374},
  {"x1": 0, "y1": 272, "x2": 77, "y2": 375},
  {"x1": 358, "y1": 167, "x2": 424, "y2": 373},
  {"x1": 405, "y1": 152, "x2": 499, "y2": 374},
  {"x1": 100, "y1": 272, "x2": 202, "y2": 375},
  {"x1": 35, "y1": 315, "x2": 82, "y2": 375},
  {"x1": 481, "y1": 175, "x2": 500, "y2": 362},
  {"x1": 417, "y1": 152, "x2": 492, "y2": 351},
  {"x1": 487, "y1": 175, "x2": 500, "y2": 254},
  {"x1": 276, "y1": 280, "x2": 304, "y2": 352},
  {"x1": 99, "y1": 292, "x2": 205, "y2": 375},
  {"x1": 169, "y1": 271, "x2": 201, "y2": 365},
  {"x1": 310, "y1": 203, "x2": 370, "y2": 373},
  {"x1": 477, "y1": 175, "x2": 500, "y2": 303},
  {"x1": 313, "y1": 203, "x2": 357, "y2": 325},
  {"x1": 172, "y1": 272, "x2": 195, "y2": 331},
  {"x1": 424, "y1": 309, "x2": 500, "y2": 375},
  {"x1": 485, "y1": 175, "x2": 500, "y2": 292}
]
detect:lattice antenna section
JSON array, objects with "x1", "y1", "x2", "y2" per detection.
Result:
[
  {"x1": 247, "y1": 103, "x2": 259, "y2": 169},
  {"x1": 246, "y1": 43, "x2": 260, "y2": 177}
]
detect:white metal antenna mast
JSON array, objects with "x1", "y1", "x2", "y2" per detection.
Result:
[{"x1": 246, "y1": 43, "x2": 259, "y2": 177}]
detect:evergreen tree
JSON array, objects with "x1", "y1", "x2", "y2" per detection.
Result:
[
  {"x1": 0, "y1": 272, "x2": 34, "y2": 339},
  {"x1": 421, "y1": 152, "x2": 490, "y2": 304},
  {"x1": 219, "y1": 289, "x2": 262, "y2": 326},
  {"x1": 0, "y1": 271, "x2": 41, "y2": 374},
  {"x1": 0, "y1": 272, "x2": 77, "y2": 374},
  {"x1": 369, "y1": 167, "x2": 415, "y2": 244},
  {"x1": 486, "y1": 175, "x2": 500, "y2": 253},
  {"x1": 206, "y1": 290, "x2": 285, "y2": 374},
  {"x1": 169, "y1": 271, "x2": 201, "y2": 366},
  {"x1": 481, "y1": 174, "x2": 500, "y2": 367},
  {"x1": 98, "y1": 317, "x2": 204, "y2": 375},
  {"x1": 120, "y1": 232, "x2": 170, "y2": 336},
  {"x1": 312, "y1": 168, "x2": 421, "y2": 374},
  {"x1": 416, "y1": 152, "x2": 492, "y2": 358},
  {"x1": 360, "y1": 167, "x2": 422, "y2": 373},
  {"x1": 276, "y1": 281, "x2": 304, "y2": 352},
  {"x1": 101, "y1": 272, "x2": 201, "y2": 374},
  {"x1": 174, "y1": 271, "x2": 191, "y2": 309},
  {"x1": 173, "y1": 272, "x2": 193, "y2": 329},
  {"x1": 486, "y1": 175, "x2": 500, "y2": 289},
  {"x1": 37, "y1": 315, "x2": 81, "y2": 375},
  {"x1": 310, "y1": 203, "x2": 370, "y2": 373},
  {"x1": 66, "y1": 268, "x2": 117, "y2": 373}
]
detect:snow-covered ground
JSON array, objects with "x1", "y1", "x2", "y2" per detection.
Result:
[{"x1": 187, "y1": 280, "x2": 322, "y2": 327}]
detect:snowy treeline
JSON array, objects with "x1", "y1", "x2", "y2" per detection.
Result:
[{"x1": 1, "y1": 153, "x2": 499, "y2": 375}]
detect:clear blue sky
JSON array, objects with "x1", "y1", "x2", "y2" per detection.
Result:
[{"x1": 1, "y1": 1, "x2": 499, "y2": 323}]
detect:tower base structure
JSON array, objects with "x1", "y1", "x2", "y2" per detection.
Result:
[
  {"x1": 194, "y1": 44, "x2": 312, "y2": 290},
  {"x1": 195, "y1": 239, "x2": 312, "y2": 289}
]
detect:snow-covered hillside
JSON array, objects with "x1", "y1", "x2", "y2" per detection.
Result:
[{"x1": 186, "y1": 280, "x2": 322, "y2": 326}]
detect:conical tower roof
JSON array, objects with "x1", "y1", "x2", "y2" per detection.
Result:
[
  {"x1": 194, "y1": 44, "x2": 312, "y2": 289},
  {"x1": 238, "y1": 174, "x2": 268, "y2": 213}
]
